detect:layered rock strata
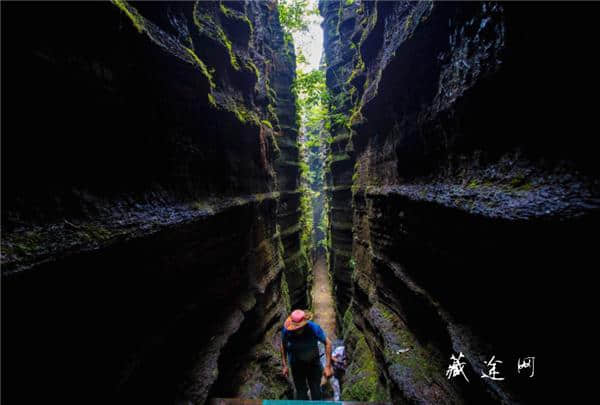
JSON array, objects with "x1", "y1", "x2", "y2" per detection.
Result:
[
  {"x1": 321, "y1": 1, "x2": 599, "y2": 403},
  {"x1": 320, "y1": 0, "x2": 360, "y2": 323},
  {"x1": 1, "y1": 1, "x2": 307, "y2": 403}
]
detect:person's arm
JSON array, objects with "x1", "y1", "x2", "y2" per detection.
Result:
[
  {"x1": 323, "y1": 337, "x2": 333, "y2": 378},
  {"x1": 311, "y1": 322, "x2": 334, "y2": 378},
  {"x1": 280, "y1": 332, "x2": 289, "y2": 377}
]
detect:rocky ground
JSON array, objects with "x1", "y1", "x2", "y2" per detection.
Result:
[{"x1": 311, "y1": 255, "x2": 337, "y2": 340}]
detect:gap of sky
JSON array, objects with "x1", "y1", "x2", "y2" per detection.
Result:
[{"x1": 291, "y1": 0, "x2": 324, "y2": 73}]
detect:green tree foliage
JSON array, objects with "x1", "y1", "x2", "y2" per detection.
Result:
[
  {"x1": 278, "y1": 0, "x2": 314, "y2": 34},
  {"x1": 293, "y1": 70, "x2": 326, "y2": 108},
  {"x1": 278, "y1": 0, "x2": 337, "y2": 260},
  {"x1": 293, "y1": 69, "x2": 329, "y2": 130},
  {"x1": 277, "y1": 0, "x2": 317, "y2": 47},
  {"x1": 278, "y1": 0, "x2": 333, "y2": 138}
]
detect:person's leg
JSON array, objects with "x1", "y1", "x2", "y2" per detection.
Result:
[
  {"x1": 307, "y1": 359, "x2": 323, "y2": 400},
  {"x1": 331, "y1": 377, "x2": 341, "y2": 401},
  {"x1": 291, "y1": 362, "x2": 309, "y2": 400},
  {"x1": 335, "y1": 369, "x2": 344, "y2": 393}
]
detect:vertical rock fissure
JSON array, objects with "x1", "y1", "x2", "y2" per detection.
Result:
[{"x1": 3, "y1": 1, "x2": 598, "y2": 404}]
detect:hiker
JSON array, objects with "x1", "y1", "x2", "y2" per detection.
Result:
[
  {"x1": 331, "y1": 345, "x2": 347, "y2": 400},
  {"x1": 281, "y1": 309, "x2": 333, "y2": 400}
]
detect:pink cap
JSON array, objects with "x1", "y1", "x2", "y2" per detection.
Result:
[{"x1": 291, "y1": 309, "x2": 306, "y2": 323}]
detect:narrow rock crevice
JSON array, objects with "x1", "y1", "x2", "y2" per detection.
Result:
[{"x1": 3, "y1": 1, "x2": 598, "y2": 404}]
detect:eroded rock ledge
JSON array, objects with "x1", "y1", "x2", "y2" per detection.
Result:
[
  {"x1": 321, "y1": 1, "x2": 599, "y2": 403},
  {"x1": 2, "y1": 1, "x2": 307, "y2": 403}
]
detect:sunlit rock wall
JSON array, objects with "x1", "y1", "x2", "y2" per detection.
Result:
[
  {"x1": 1, "y1": 1, "x2": 305, "y2": 403},
  {"x1": 322, "y1": 1, "x2": 599, "y2": 403}
]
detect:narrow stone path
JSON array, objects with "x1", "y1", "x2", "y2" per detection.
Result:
[{"x1": 311, "y1": 255, "x2": 336, "y2": 340}]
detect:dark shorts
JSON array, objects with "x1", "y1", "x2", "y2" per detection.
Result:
[{"x1": 290, "y1": 358, "x2": 322, "y2": 400}]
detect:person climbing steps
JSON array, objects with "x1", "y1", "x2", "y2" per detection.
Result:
[{"x1": 280, "y1": 309, "x2": 333, "y2": 400}]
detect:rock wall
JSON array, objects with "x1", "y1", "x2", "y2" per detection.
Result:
[
  {"x1": 1, "y1": 1, "x2": 307, "y2": 403},
  {"x1": 321, "y1": 1, "x2": 599, "y2": 404},
  {"x1": 320, "y1": 0, "x2": 358, "y2": 324}
]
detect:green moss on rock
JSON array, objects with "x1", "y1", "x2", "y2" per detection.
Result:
[
  {"x1": 192, "y1": 6, "x2": 240, "y2": 71},
  {"x1": 219, "y1": 3, "x2": 254, "y2": 35},
  {"x1": 112, "y1": 0, "x2": 145, "y2": 33},
  {"x1": 207, "y1": 92, "x2": 217, "y2": 107},
  {"x1": 184, "y1": 47, "x2": 216, "y2": 88},
  {"x1": 4, "y1": 230, "x2": 43, "y2": 256},
  {"x1": 281, "y1": 271, "x2": 292, "y2": 314},
  {"x1": 341, "y1": 307, "x2": 389, "y2": 402}
]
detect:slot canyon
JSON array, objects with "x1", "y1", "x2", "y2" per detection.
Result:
[{"x1": 2, "y1": 1, "x2": 598, "y2": 404}]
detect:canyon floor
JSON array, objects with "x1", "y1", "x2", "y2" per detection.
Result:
[{"x1": 311, "y1": 256, "x2": 337, "y2": 340}]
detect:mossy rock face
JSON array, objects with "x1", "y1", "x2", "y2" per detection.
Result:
[
  {"x1": 342, "y1": 335, "x2": 389, "y2": 401},
  {"x1": 3, "y1": 1, "x2": 302, "y2": 404},
  {"x1": 340, "y1": 306, "x2": 390, "y2": 402},
  {"x1": 280, "y1": 271, "x2": 292, "y2": 314},
  {"x1": 213, "y1": 307, "x2": 294, "y2": 401},
  {"x1": 219, "y1": 3, "x2": 253, "y2": 45}
]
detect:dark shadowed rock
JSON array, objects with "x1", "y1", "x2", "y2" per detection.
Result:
[
  {"x1": 1, "y1": 1, "x2": 306, "y2": 403},
  {"x1": 320, "y1": 1, "x2": 599, "y2": 404}
]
